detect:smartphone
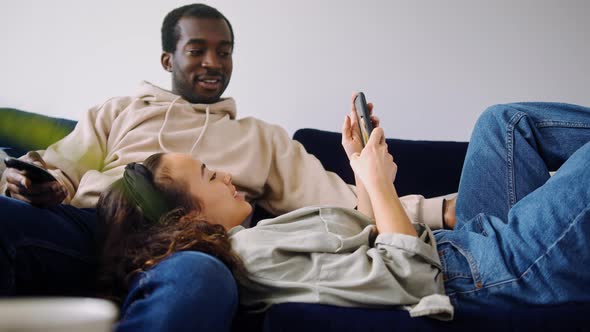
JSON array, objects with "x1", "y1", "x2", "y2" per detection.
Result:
[
  {"x1": 354, "y1": 92, "x2": 374, "y2": 147},
  {"x1": 3, "y1": 157, "x2": 57, "y2": 183}
]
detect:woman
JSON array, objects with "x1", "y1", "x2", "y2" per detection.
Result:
[{"x1": 96, "y1": 100, "x2": 590, "y2": 322}]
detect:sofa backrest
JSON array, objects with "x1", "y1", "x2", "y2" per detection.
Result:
[
  {"x1": 293, "y1": 128, "x2": 468, "y2": 198},
  {"x1": 0, "y1": 107, "x2": 468, "y2": 205}
]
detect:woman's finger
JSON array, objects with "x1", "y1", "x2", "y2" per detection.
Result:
[
  {"x1": 342, "y1": 115, "x2": 351, "y2": 139},
  {"x1": 367, "y1": 127, "x2": 384, "y2": 146},
  {"x1": 370, "y1": 115, "x2": 380, "y2": 128}
]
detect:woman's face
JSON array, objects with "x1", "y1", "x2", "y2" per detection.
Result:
[{"x1": 159, "y1": 153, "x2": 252, "y2": 230}]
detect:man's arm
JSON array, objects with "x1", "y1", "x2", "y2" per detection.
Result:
[
  {"x1": 1, "y1": 98, "x2": 123, "y2": 206},
  {"x1": 254, "y1": 124, "x2": 357, "y2": 216}
]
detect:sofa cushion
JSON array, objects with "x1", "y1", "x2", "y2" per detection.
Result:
[{"x1": 0, "y1": 108, "x2": 76, "y2": 158}]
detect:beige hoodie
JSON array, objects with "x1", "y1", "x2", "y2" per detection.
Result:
[
  {"x1": 0, "y1": 82, "x2": 445, "y2": 227},
  {"x1": 2, "y1": 82, "x2": 358, "y2": 214}
]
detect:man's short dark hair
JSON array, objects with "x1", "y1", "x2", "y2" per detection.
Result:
[{"x1": 161, "y1": 3, "x2": 235, "y2": 53}]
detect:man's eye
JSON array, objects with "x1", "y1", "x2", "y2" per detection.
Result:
[
  {"x1": 218, "y1": 51, "x2": 231, "y2": 58},
  {"x1": 210, "y1": 172, "x2": 217, "y2": 181},
  {"x1": 188, "y1": 50, "x2": 204, "y2": 56}
]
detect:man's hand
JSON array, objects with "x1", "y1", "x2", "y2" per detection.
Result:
[
  {"x1": 341, "y1": 93, "x2": 379, "y2": 160},
  {"x1": 443, "y1": 196, "x2": 457, "y2": 229},
  {"x1": 4, "y1": 151, "x2": 66, "y2": 207}
]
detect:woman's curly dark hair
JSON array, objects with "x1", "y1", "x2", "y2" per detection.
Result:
[{"x1": 95, "y1": 153, "x2": 246, "y2": 303}]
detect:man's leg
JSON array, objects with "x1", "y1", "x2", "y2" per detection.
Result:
[
  {"x1": 115, "y1": 251, "x2": 238, "y2": 332},
  {"x1": 455, "y1": 102, "x2": 590, "y2": 227},
  {"x1": 0, "y1": 196, "x2": 97, "y2": 295}
]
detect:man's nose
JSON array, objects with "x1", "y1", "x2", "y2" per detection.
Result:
[{"x1": 202, "y1": 51, "x2": 221, "y2": 69}]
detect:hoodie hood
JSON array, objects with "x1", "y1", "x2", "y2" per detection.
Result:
[
  {"x1": 136, "y1": 80, "x2": 237, "y2": 119},
  {"x1": 134, "y1": 81, "x2": 237, "y2": 155}
]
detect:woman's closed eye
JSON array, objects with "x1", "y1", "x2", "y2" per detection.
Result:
[{"x1": 210, "y1": 172, "x2": 217, "y2": 181}]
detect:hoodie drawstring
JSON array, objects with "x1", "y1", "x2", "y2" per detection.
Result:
[
  {"x1": 157, "y1": 96, "x2": 211, "y2": 155},
  {"x1": 190, "y1": 105, "x2": 210, "y2": 155},
  {"x1": 157, "y1": 96, "x2": 181, "y2": 153}
]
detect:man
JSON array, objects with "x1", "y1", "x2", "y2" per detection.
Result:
[{"x1": 0, "y1": 4, "x2": 451, "y2": 331}]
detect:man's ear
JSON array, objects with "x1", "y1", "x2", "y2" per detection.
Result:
[{"x1": 161, "y1": 52, "x2": 173, "y2": 72}]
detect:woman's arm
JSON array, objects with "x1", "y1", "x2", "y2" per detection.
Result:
[
  {"x1": 342, "y1": 114, "x2": 373, "y2": 219},
  {"x1": 349, "y1": 128, "x2": 417, "y2": 237},
  {"x1": 341, "y1": 93, "x2": 379, "y2": 219}
]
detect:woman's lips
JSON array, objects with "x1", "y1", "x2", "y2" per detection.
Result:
[{"x1": 233, "y1": 191, "x2": 246, "y2": 201}]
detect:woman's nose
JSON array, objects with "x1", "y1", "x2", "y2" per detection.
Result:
[{"x1": 222, "y1": 172, "x2": 232, "y2": 184}]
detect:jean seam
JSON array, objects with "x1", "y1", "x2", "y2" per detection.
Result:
[
  {"x1": 473, "y1": 214, "x2": 488, "y2": 236},
  {"x1": 535, "y1": 121, "x2": 590, "y2": 128},
  {"x1": 506, "y1": 110, "x2": 527, "y2": 208}
]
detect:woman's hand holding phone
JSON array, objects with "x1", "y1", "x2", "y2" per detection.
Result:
[
  {"x1": 349, "y1": 128, "x2": 416, "y2": 237},
  {"x1": 341, "y1": 92, "x2": 380, "y2": 160},
  {"x1": 3, "y1": 151, "x2": 67, "y2": 207},
  {"x1": 349, "y1": 127, "x2": 397, "y2": 191}
]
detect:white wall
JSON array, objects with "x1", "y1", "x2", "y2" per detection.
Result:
[{"x1": 1, "y1": 0, "x2": 589, "y2": 141}]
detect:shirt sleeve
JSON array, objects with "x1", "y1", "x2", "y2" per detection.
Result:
[
  {"x1": 399, "y1": 194, "x2": 457, "y2": 230},
  {"x1": 373, "y1": 225, "x2": 443, "y2": 295},
  {"x1": 374, "y1": 226, "x2": 453, "y2": 320},
  {"x1": 256, "y1": 125, "x2": 357, "y2": 215},
  {"x1": 43, "y1": 99, "x2": 126, "y2": 203}
]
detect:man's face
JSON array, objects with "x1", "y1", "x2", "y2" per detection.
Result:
[{"x1": 162, "y1": 17, "x2": 233, "y2": 104}]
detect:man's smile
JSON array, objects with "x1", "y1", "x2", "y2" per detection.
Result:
[{"x1": 196, "y1": 75, "x2": 224, "y2": 91}]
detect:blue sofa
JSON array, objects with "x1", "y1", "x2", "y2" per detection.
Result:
[{"x1": 1, "y1": 108, "x2": 589, "y2": 331}]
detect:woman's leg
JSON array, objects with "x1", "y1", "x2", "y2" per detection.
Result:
[
  {"x1": 0, "y1": 196, "x2": 97, "y2": 295},
  {"x1": 115, "y1": 251, "x2": 238, "y2": 332},
  {"x1": 436, "y1": 102, "x2": 590, "y2": 308},
  {"x1": 455, "y1": 102, "x2": 590, "y2": 227},
  {"x1": 438, "y1": 141, "x2": 590, "y2": 308}
]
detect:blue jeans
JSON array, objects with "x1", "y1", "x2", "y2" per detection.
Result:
[
  {"x1": 116, "y1": 251, "x2": 238, "y2": 332},
  {"x1": 435, "y1": 102, "x2": 590, "y2": 309},
  {"x1": 0, "y1": 198, "x2": 238, "y2": 331}
]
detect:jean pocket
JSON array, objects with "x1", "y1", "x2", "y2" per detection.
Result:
[{"x1": 438, "y1": 242, "x2": 484, "y2": 292}]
